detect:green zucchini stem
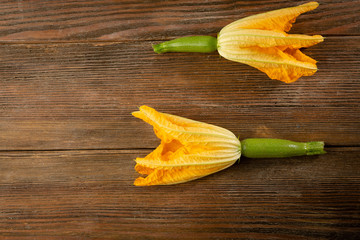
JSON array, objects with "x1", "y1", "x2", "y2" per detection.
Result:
[
  {"x1": 152, "y1": 36, "x2": 218, "y2": 54},
  {"x1": 240, "y1": 138, "x2": 326, "y2": 158}
]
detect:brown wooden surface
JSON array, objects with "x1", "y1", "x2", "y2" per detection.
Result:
[{"x1": 0, "y1": 0, "x2": 359, "y2": 239}]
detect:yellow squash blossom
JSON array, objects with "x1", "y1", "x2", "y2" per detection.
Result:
[
  {"x1": 153, "y1": 2, "x2": 324, "y2": 83},
  {"x1": 132, "y1": 105, "x2": 241, "y2": 186},
  {"x1": 132, "y1": 106, "x2": 325, "y2": 186}
]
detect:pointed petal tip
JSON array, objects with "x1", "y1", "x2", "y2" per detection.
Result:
[
  {"x1": 304, "y1": 1, "x2": 319, "y2": 8},
  {"x1": 312, "y1": 34, "x2": 324, "y2": 42},
  {"x1": 294, "y1": 2, "x2": 319, "y2": 12},
  {"x1": 131, "y1": 105, "x2": 145, "y2": 117},
  {"x1": 132, "y1": 111, "x2": 144, "y2": 120},
  {"x1": 132, "y1": 105, "x2": 153, "y2": 118},
  {"x1": 138, "y1": 105, "x2": 151, "y2": 111},
  {"x1": 131, "y1": 110, "x2": 139, "y2": 116},
  {"x1": 132, "y1": 105, "x2": 149, "y2": 112},
  {"x1": 134, "y1": 177, "x2": 148, "y2": 186},
  {"x1": 136, "y1": 105, "x2": 156, "y2": 116}
]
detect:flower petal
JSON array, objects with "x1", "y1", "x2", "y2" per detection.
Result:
[
  {"x1": 134, "y1": 163, "x2": 155, "y2": 175},
  {"x1": 135, "y1": 143, "x2": 240, "y2": 167},
  {"x1": 132, "y1": 106, "x2": 242, "y2": 185},
  {"x1": 132, "y1": 105, "x2": 239, "y2": 145},
  {"x1": 134, "y1": 161, "x2": 236, "y2": 186},
  {"x1": 218, "y1": 29, "x2": 323, "y2": 49},
  {"x1": 221, "y1": 2, "x2": 319, "y2": 33},
  {"x1": 218, "y1": 46, "x2": 317, "y2": 83},
  {"x1": 283, "y1": 47, "x2": 317, "y2": 64}
]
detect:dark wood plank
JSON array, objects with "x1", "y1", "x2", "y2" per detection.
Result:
[
  {"x1": 0, "y1": 0, "x2": 358, "y2": 43},
  {"x1": 0, "y1": 148, "x2": 359, "y2": 239},
  {"x1": 0, "y1": 37, "x2": 359, "y2": 150},
  {"x1": 0, "y1": 1, "x2": 358, "y2": 239}
]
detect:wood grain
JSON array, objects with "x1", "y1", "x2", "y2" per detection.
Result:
[
  {"x1": 0, "y1": 0, "x2": 358, "y2": 43},
  {"x1": 0, "y1": 148, "x2": 359, "y2": 239},
  {"x1": 0, "y1": 1, "x2": 359, "y2": 239},
  {"x1": 0, "y1": 37, "x2": 359, "y2": 150}
]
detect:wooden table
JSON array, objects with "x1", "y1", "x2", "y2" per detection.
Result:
[{"x1": 1, "y1": 1, "x2": 359, "y2": 239}]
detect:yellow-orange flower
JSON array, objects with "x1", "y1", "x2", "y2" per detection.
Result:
[
  {"x1": 217, "y1": 2, "x2": 324, "y2": 83},
  {"x1": 132, "y1": 105, "x2": 241, "y2": 186}
]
